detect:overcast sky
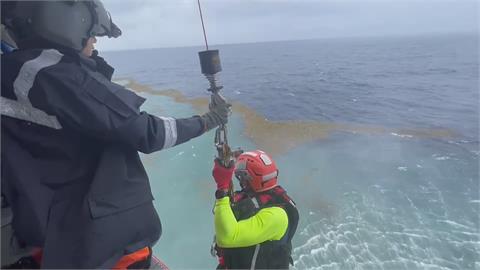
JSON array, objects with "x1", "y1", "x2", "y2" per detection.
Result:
[{"x1": 97, "y1": 0, "x2": 478, "y2": 51}]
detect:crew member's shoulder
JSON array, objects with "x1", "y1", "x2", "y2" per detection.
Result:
[
  {"x1": 3, "y1": 48, "x2": 85, "y2": 85},
  {"x1": 34, "y1": 49, "x2": 88, "y2": 85},
  {"x1": 4, "y1": 48, "x2": 77, "y2": 66},
  {"x1": 259, "y1": 206, "x2": 289, "y2": 221},
  {"x1": 257, "y1": 206, "x2": 289, "y2": 238}
]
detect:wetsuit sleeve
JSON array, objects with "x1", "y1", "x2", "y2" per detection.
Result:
[
  {"x1": 31, "y1": 66, "x2": 205, "y2": 154},
  {"x1": 214, "y1": 197, "x2": 288, "y2": 248}
]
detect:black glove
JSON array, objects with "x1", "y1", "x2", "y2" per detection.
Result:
[
  {"x1": 91, "y1": 50, "x2": 114, "y2": 80},
  {"x1": 201, "y1": 93, "x2": 231, "y2": 132}
]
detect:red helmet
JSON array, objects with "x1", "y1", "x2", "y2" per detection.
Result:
[{"x1": 234, "y1": 150, "x2": 278, "y2": 192}]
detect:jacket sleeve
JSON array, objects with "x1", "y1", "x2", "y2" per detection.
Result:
[
  {"x1": 214, "y1": 197, "x2": 289, "y2": 248},
  {"x1": 31, "y1": 65, "x2": 205, "y2": 153}
]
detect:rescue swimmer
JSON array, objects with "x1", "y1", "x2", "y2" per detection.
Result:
[
  {"x1": 1, "y1": 1, "x2": 230, "y2": 268},
  {"x1": 212, "y1": 150, "x2": 299, "y2": 269}
]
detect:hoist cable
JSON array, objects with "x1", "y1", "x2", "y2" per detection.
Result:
[{"x1": 197, "y1": 0, "x2": 209, "y2": 50}]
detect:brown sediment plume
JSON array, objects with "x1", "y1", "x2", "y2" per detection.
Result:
[
  {"x1": 121, "y1": 79, "x2": 457, "y2": 156},
  {"x1": 234, "y1": 106, "x2": 341, "y2": 156},
  {"x1": 123, "y1": 80, "x2": 209, "y2": 111}
]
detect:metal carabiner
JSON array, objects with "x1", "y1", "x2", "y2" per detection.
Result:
[{"x1": 214, "y1": 125, "x2": 232, "y2": 167}]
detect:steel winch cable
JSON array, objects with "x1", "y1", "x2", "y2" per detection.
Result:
[
  {"x1": 197, "y1": 0, "x2": 209, "y2": 50},
  {"x1": 196, "y1": 0, "x2": 237, "y2": 168}
]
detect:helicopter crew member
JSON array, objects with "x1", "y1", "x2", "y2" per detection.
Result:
[{"x1": 1, "y1": 0, "x2": 230, "y2": 268}]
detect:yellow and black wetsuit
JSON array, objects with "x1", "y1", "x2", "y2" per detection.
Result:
[
  {"x1": 215, "y1": 196, "x2": 288, "y2": 247},
  {"x1": 213, "y1": 186, "x2": 299, "y2": 269}
]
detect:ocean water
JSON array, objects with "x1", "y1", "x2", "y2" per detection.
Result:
[{"x1": 104, "y1": 34, "x2": 479, "y2": 269}]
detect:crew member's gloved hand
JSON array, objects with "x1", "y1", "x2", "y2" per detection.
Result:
[
  {"x1": 212, "y1": 159, "x2": 235, "y2": 190},
  {"x1": 201, "y1": 93, "x2": 231, "y2": 132},
  {"x1": 91, "y1": 50, "x2": 114, "y2": 80}
]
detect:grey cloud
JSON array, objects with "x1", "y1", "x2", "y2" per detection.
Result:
[{"x1": 96, "y1": 0, "x2": 478, "y2": 51}]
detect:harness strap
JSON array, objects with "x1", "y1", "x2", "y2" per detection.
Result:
[
  {"x1": 113, "y1": 247, "x2": 151, "y2": 269},
  {"x1": 250, "y1": 197, "x2": 260, "y2": 209},
  {"x1": 250, "y1": 244, "x2": 260, "y2": 270}
]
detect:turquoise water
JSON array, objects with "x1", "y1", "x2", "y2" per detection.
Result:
[{"x1": 285, "y1": 135, "x2": 479, "y2": 269}]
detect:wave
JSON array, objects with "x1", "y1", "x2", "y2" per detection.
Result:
[{"x1": 292, "y1": 188, "x2": 479, "y2": 270}]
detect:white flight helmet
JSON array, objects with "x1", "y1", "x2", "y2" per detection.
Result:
[{"x1": 3, "y1": 0, "x2": 121, "y2": 51}]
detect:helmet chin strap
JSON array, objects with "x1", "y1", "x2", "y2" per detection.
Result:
[{"x1": 239, "y1": 180, "x2": 249, "y2": 190}]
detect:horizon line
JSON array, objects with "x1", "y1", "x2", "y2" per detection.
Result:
[{"x1": 101, "y1": 31, "x2": 478, "y2": 53}]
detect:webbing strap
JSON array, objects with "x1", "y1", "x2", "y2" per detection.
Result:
[
  {"x1": 250, "y1": 244, "x2": 260, "y2": 270},
  {"x1": 113, "y1": 247, "x2": 150, "y2": 269}
]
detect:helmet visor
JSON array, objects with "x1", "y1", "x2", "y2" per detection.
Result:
[
  {"x1": 235, "y1": 170, "x2": 251, "y2": 182},
  {"x1": 89, "y1": 0, "x2": 121, "y2": 38}
]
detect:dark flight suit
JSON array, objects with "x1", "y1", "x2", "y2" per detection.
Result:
[{"x1": 1, "y1": 48, "x2": 205, "y2": 268}]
